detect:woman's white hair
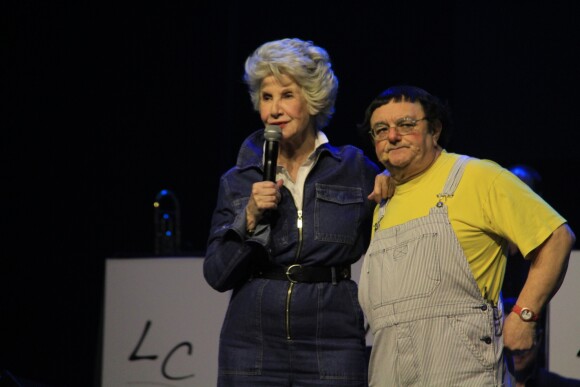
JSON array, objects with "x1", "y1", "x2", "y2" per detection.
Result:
[{"x1": 244, "y1": 38, "x2": 338, "y2": 130}]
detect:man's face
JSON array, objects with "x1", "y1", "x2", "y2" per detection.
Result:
[{"x1": 370, "y1": 99, "x2": 440, "y2": 177}]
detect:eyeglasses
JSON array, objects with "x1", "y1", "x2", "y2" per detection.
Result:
[{"x1": 369, "y1": 117, "x2": 429, "y2": 141}]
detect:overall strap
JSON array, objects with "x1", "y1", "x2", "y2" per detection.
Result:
[{"x1": 436, "y1": 155, "x2": 472, "y2": 206}]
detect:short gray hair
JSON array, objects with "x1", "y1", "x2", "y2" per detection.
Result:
[{"x1": 244, "y1": 38, "x2": 338, "y2": 130}]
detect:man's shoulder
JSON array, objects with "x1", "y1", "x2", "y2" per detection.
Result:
[
  {"x1": 324, "y1": 143, "x2": 381, "y2": 171},
  {"x1": 440, "y1": 152, "x2": 507, "y2": 187},
  {"x1": 458, "y1": 154, "x2": 505, "y2": 174}
]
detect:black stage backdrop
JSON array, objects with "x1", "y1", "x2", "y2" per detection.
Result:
[{"x1": 2, "y1": 1, "x2": 579, "y2": 385}]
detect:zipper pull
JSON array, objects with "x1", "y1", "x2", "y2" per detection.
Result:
[{"x1": 297, "y1": 210, "x2": 303, "y2": 229}]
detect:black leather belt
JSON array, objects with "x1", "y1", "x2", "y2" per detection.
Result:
[{"x1": 252, "y1": 264, "x2": 351, "y2": 284}]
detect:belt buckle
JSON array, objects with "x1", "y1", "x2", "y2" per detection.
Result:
[{"x1": 285, "y1": 264, "x2": 302, "y2": 283}]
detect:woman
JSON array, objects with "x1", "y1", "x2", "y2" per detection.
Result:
[{"x1": 204, "y1": 38, "x2": 381, "y2": 386}]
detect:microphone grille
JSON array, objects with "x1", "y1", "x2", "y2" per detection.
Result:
[{"x1": 264, "y1": 125, "x2": 282, "y2": 141}]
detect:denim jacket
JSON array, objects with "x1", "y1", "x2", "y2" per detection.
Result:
[{"x1": 204, "y1": 129, "x2": 380, "y2": 292}]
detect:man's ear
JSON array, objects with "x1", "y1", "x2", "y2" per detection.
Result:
[{"x1": 432, "y1": 119, "x2": 443, "y2": 144}]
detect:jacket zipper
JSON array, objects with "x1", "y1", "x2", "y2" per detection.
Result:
[
  {"x1": 285, "y1": 209, "x2": 303, "y2": 339},
  {"x1": 284, "y1": 150, "x2": 322, "y2": 340}
]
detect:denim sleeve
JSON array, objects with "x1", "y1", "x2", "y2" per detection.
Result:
[{"x1": 203, "y1": 175, "x2": 270, "y2": 292}]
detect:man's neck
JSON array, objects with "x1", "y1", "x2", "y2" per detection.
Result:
[{"x1": 390, "y1": 147, "x2": 442, "y2": 185}]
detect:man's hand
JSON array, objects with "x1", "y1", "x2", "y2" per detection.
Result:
[
  {"x1": 368, "y1": 170, "x2": 395, "y2": 203},
  {"x1": 503, "y1": 312, "x2": 537, "y2": 353}
]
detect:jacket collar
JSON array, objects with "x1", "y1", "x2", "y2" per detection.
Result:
[{"x1": 235, "y1": 129, "x2": 341, "y2": 171}]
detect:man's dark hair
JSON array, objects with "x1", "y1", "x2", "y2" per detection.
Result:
[{"x1": 358, "y1": 85, "x2": 453, "y2": 147}]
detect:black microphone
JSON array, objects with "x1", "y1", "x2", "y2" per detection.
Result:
[{"x1": 263, "y1": 125, "x2": 282, "y2": 182}]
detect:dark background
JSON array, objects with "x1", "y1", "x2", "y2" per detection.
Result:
[{"x1": 2, "y1": 1, "x2": 579, "y2": 386}]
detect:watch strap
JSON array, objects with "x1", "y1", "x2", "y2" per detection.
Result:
[{"x1": 512, "y1": 304, "x2": 539, "y2": 321}]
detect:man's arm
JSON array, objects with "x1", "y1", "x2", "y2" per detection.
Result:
[
  {"x1": 368, "y1": 170, "x2": 395, "y2": 203},
  {"x1": 503, "y1": 223, "x2": 576, "y2": 351}
]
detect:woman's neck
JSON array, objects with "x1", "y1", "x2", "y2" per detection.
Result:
[{"x1": 278, "y1": 131, "x2": 317, "y2": 179}]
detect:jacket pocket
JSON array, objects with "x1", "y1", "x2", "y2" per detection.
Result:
[{"x1": 314, "y1": 184, "x2": 363, "y2": 245}]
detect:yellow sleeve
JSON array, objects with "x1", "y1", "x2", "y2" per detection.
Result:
[{"x1": 484, "y1": 168, "x2": 566, "y2": 258}]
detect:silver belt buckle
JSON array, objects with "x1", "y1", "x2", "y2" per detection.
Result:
[{"x1": 285, "y1": 264, "x2": 302, "y2": 283}]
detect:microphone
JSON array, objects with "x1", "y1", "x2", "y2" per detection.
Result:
[{"x1": 263, "y1": 125, "x2": 282, "y2": 182}]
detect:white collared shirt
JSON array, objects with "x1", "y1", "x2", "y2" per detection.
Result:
[{"x1": 276, "y1": 131, "x2": 329, "y2": 211}]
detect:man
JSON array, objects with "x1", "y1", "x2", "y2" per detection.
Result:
[{"x1": 357, "y1": 85, "x2": 576, "y2": 386}]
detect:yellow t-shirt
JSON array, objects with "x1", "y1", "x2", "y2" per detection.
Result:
[{"x1": 372, "y1": 151, "x2": 566, "y2": 304}]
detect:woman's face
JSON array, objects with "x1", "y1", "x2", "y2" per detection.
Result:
[{"x1": 259, "y1": 74, "x2": 313, "y2": 141}]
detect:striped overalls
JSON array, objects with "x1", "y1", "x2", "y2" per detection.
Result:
[{"x1": 360, "y1": 156, "x2": 509, "y2": 386}]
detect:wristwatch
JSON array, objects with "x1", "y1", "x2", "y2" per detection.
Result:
[{"x1": 512, "y1": 304, "x2": 539, "y2": 322}]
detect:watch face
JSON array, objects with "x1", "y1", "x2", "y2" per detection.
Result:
[{"x1": 521, "y1": 309, "x2": 533, "y2": 321}]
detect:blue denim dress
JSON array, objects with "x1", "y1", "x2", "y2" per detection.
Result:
[{"x1": 204, "y1": 129, "x2": 380, "y2": 386}]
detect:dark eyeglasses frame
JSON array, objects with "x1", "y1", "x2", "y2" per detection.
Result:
[{"x1": 369, "y1": 117, "x2": 429, "y2": 141}]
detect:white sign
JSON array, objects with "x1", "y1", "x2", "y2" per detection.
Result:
[
  {"x1": 100, "y1": 253, "x2": 580, "y2": 384},
  {"x1": 547, "y1": 250, "x2": 580, "y2": 379},
  {"x1": 100, "y1": 257, "x2": 229, "y2": 387}
]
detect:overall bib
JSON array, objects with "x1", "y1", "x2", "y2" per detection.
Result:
[{"x1": 361, "y1": 156, "x2": 508, "y2": 386}]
